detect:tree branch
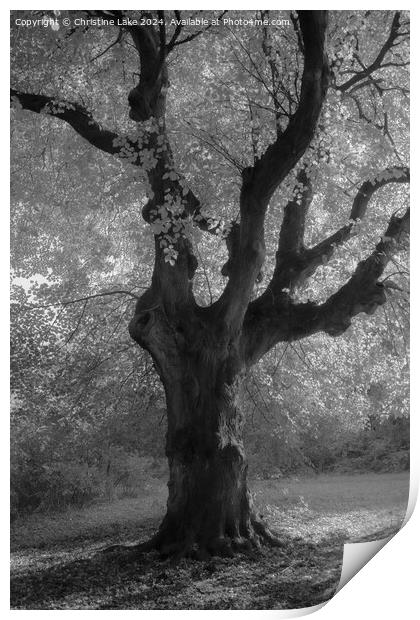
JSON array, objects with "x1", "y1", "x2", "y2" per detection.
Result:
[
  {"x1": 317, "y1": 207, "x2": 409, "y2": 336},
  {"x1": 66, "y1": 298, "x2": 88, "y2": 343},
  {"x1": 290, "y1": 11, "x2": 305, "y2": 56},
  {"x1": 265, "y1": 166, "x2": 409, "y2": 296},
  {"x1": 24, "y1": 290, "x2": 141, "y2": 311},
  {"x1": 211, "y1": 11, "x2": 329, "y2": 330},
  {"x1": 264, "y1": 168, "x2": 314, "y2": 294},
  {"x1": 157, "y1": 11, "x2": 166, "y2": 64},
  {"x1": 166, "y1": 10, "x2": 183, "y2": 51},
  {"x1": 91, "y1": 29, "x2": 123, "y2": 62},
  {"x1": 277, "y1": 170, "x2": 313, "y2": 251},
  {"x1": 248, "y1": 11, "x2": 329, "y2": 203},
  {"x1": 243, "y1": 206, "x2": 409, "y2": 364},
  {"x1": 11, "y1": 89, "x2": 140, "y2": 159},
  {"x1": 295, "y1": 166, "x2": 410, "y2": 283},
  {"x1": 168, "y1": 11, "x2": 227, "y2": 50},
  {"x1": 337, "y1": 12, "x2": 407, "y2": 93},
  {"x1": 243, "y1": 167, "x2": 409, "y2": 363}
]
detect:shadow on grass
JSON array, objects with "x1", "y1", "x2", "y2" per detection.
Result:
[{"x1": 10, "y1": 526, "x2": 383, "y2": 610}]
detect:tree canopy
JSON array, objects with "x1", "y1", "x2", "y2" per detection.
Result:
[{"x1": 11, "y1": 9, "x2": 409, "y2": 331}]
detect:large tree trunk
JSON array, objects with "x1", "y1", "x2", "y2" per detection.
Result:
[{"x1": 129, "y1": 307, "x2": 280, "y2": 558}]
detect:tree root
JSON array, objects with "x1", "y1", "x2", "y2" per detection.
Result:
[
  {"x1": 101, "y1": 515, "x2": 283, "y2": 560},
  {"x1": 101, "y1": 533, "x2": 161, "y2": 556},
  {"x1": 251, "y1": 516, "x2": 284, "y2": 548}
]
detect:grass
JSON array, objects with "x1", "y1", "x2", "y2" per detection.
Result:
[
  {"x1": 10, "y1": 471, "x2": 409, "y2": 610},
  {"x1": 253, "y1": 471, "x2": 409, "y2": 542}
]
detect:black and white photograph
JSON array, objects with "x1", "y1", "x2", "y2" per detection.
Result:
[{"x1": 10, "y1": 7, "x2": 410, "y2": 611}]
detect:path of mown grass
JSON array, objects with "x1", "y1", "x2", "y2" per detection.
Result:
[{"x1": 10, "y1": 472, "x2": 409, "y2": 610}]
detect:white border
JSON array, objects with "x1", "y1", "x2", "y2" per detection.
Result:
[{"x1": 4, "y1": 2, "x2": 418, "y2": 618}]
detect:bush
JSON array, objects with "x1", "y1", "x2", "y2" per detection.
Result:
[
  {"x1": 10, "y1": 446, "x2": 169, "y2": 518},
  {"x1": 11, "y1": 459, "x2": 102, "y2": 518}
]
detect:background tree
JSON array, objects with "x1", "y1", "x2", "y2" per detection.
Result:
[{"x1": 11, "y1": 9, "x2": 409, "y2": 558}]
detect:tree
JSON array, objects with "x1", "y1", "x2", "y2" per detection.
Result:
[{"x1": 10, "y1": 9, "x2": 409, "y2": 558}]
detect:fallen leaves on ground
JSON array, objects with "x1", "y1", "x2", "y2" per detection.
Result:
[{"x1": 10, "y1": 472, "x2": 408, "y2": 610}]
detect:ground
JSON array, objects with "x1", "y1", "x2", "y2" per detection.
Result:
[{"x1": 10, "y1": 472, "x2": 409, "y2": 610}]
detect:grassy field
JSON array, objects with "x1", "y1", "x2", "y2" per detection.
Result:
[{"x1": 10, "y1": 471, "x2": 409, "y2": 610}]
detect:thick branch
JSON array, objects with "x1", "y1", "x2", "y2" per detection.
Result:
[
  {"x1": 243, "y1": 207, "x2": 408, "y2": 364},
  {"x1": 11, "y1": 16, "x2": 226, "y2": 318},
  {"x1": 278, "y1": 175, "x2": 313, "y2": 254},
  {"x1": 256, "y1": 168, "x2": 314, "y2": 295},
  {"x1": 243, "y1": 167, "x2": 409, "y2": 363},
  {"x1": 296, "y1": 166, "x2": 410, "y2": 283},
  {"x1": 318, "y1": 208, "x2": 409, "y2": 336},
  {"x1": 264, "y1": 166, "x2": 409, "y2": 295},
  {"x1": 11, "y1": 89, "x2": 136, "y2": 158},
  {"x1": 248, "y1": 11, "x2": 329, "y2": 203},
  {"x1": 11, "y1": 73, "x2": 221, "y2": 313},
  {"x1": 211, "y1": 11, "x2": 329, "y2": 331},
  {"x1": 120, "y1": 11, "x2": 168, "y2": 122}
]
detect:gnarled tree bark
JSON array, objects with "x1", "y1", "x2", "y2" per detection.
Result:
[{"x1": 128, "y1": 305, "x2": 280, "y2": 557}]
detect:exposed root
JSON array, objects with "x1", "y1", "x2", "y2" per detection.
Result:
[
  {"x1": 252, "y1": 517, "x2": 284, "y2": 548},
  {"x1": 101, "y1": 543, "x2": 141, "y2": 556},
  {"x1": 101, "y1": 533, "x2": 161, "y2": 556},
  {"x1": 102, "y1": 514, "x2": 284, "y2": 560}
]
